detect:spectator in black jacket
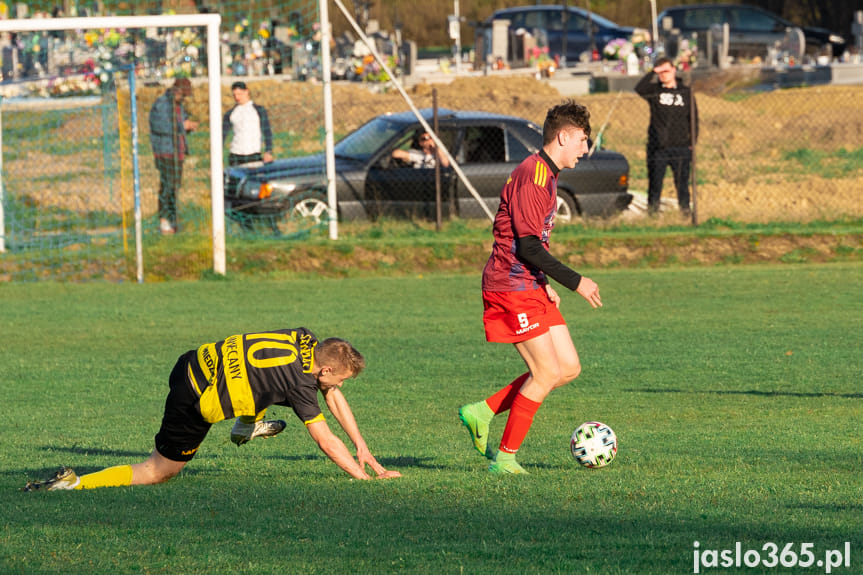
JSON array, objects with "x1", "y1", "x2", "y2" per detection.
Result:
[
  {"x1": 635, "y1": 57, "x2": 699, "y2": 216},
  {"x1": 223, "y1": 81, "x2": 274, "y2": 166}
]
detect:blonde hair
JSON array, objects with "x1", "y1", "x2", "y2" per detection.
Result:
[{"x1": 316, "y1": 338, "x2": 365, "y2": 377}]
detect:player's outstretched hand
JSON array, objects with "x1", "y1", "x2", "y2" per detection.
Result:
[
  {"x1": 576, "y1": 276, "x2": 603, "y2": 308},
  {"x1": 376, "y1": 469, "x2": 402, "y2": 479},
  {"x1": 356, "y1": 446, "x2": 401, "y2": 479}
]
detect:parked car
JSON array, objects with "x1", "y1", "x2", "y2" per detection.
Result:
[
  {"x1": 484, "y1": 5, "x2": 638, "y2": 64},
  {"x1": 223, "y1": 109, "x2": 631, "y2": 234},
  {"x1": 657, "y1": 4, "x2": 847, "y2": 59}
]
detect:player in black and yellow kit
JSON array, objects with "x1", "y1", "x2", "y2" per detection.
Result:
[{"x1": 23, "y1": 328, "x2": 401, "y2": 491}]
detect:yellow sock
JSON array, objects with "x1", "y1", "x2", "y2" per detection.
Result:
[
  {"x1": 77, "y1": 465, "x2": 134, "y2": 489},
  {"x1": 239, "y1": 408, "x2": 267, "y2": 425}
]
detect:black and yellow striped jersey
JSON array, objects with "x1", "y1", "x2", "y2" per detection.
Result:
[{"x1": 186, "y1": 327, "x2": 323, "y2": 425}]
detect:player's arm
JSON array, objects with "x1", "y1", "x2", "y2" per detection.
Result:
[
  {"x1": 321, "y1": 387, "x2": 400, "y2": 478},
  {"x1": 517, "y1": 235, "x2": 582, "y2": 290},
  {"x1": 517, "y1": 235, "x2": 602, "y2": 308},
  {"x1": 305, "y1": 419, "x2": 371, "y2": 480},
  {"x1": 322, "y1": 386, "x2": 367, "y2": 452}
]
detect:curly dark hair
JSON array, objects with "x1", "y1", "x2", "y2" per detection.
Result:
[{"x1": 542, "y1": 99, "x2": 591, "y2": 145}]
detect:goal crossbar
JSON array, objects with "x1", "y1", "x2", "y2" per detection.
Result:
[{"x1": 0, "y1": 14, "x2": 226, "y2": 275}]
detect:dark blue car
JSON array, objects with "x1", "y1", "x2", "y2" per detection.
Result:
[
  {"x1": 657, "y1": 4, "x2": 847, "y2": 59},
  {"x1": 485, "y1": 5, "x2": 638, "y2": 63}
]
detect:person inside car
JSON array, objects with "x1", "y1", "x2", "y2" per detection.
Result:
[{"x1": 391, "y1": 130, "x2": 450, "y2": 169}]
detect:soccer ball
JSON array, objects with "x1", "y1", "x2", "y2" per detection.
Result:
[{"x1": 570, "y1": 421, "x2": 617, "y2": 468}]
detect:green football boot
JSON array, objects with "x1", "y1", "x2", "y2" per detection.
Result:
[
  {"x1": 458, "y1": 402, "x2": 493, "y2": 457},
  {"x1": 488, "y1": 452, "x2": 529, "y2": 475}
]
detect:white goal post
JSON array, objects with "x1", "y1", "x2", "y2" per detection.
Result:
[{"x1": 0, "y1": 14, "x2": 226, "y2": 276}]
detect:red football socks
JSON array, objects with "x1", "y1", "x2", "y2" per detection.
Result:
[
  {"x1": 484, "y1": 372, "x2": 529, "y2": 414},
  {"x1": 499, "y1": 392, "x2": 542, "y2": 454}
]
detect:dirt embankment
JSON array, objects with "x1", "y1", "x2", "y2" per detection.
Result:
[{"x1": 7, "y1": 74, "x2": 860, "y2": 280}]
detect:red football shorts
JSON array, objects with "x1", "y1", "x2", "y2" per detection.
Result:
[{"x1": 483, "y1": 287, "x2": 566, "y2": 343}]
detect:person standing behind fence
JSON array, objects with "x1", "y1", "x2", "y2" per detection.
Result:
[
  {"x1": 635, "y1": 57, "x2": 699, "y2": 217},
  {"x1": 223, "y1": 81, "x2": 274, "y2": 167},
  {"x1": 149, "y1": 78, "x2": 198, "y2": 234}
]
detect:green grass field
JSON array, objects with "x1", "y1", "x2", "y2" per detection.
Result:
[{"x1": 1, "y1": 264, "x2": 861, "y2": 574}]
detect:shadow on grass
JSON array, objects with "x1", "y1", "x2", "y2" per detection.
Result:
[
  {"x1": 7, "y1": 482, "x2": 860, "y2": 574},
  {"x1": 627, "y1": 388, "x2": 863, "y2": 399},
  {"x1": 265, "y1": 453, "x2": 328, "y2": 463},
  {"x1": 39, "y1": 445, "x2": 151, "y2": 458},
  {"x1": 786, "y1": 502, "x2": 863, "y2": 512},
  {"x1": 376, "y1": 455, "x2": 445, "y2": 470},
  {"x1": 15, "y1": 445, "x2": 215, "y2": 481},
  {"x1": 266, "y1": 453, "x2": 446, "y2": 470}
]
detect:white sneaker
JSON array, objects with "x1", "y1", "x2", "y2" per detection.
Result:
[
  {"x1": 230, "y1": 419, "x2": 287, "y2": 446},
  {"x1": 160, "y1": 218, "x2": 175, "y2": 234}
]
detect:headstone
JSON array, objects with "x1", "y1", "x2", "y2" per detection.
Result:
[
  {"x1": 403, "y1": 39, "x2": 417, "y2": 77},
  {"x1": 665, "y1": 31, "x2": 680, "y2": 60},
  {"x1": 708, "y1": 22, "x2": 729, "y2": 68},
  {"x1": 2, "y1": 45, "x2": 15, "y2": 80},
  {"x1": 780, "y1": 27, "x2": 804, "y2": 63},
  {"x1": 491, "y1": 18, "x2": 510, "y2": 62},
  {"x1": 852, "y1": 11, "x2": 863, "y2": 55}
]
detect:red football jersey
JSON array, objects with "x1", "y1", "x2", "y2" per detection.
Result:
[{"x1": 482, "y1": 152, "x2": 558, "y2": 292}]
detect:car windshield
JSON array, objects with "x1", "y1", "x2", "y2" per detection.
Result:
[
  {"x1": 576, "y1": 10, "x2": 619, "y2": 29},
  {"x1": 498, "y1": 8, "x2": 619, "y2": 30},
  {"x1": 334, "y1": 116, "x2": 405, "y2": 161}
]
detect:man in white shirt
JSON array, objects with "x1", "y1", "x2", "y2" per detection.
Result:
[
  {"x1": 222, "y1": 81, "x2": 274, "y2": 166},
  {"x1": 392, "y1": 131, "x2": 450, "y2": 169}
]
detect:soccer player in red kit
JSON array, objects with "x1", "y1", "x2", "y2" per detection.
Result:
[{"x1": 459, "y1": 100, "x2": 603, "y2": 474}]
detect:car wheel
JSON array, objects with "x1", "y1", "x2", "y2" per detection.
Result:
[
  {"x1": 273, "y1": 191, "x2": 329, "y2": 237},
  {"x1": 556, "y1": 190, "x2": 578, "y2": 224}
]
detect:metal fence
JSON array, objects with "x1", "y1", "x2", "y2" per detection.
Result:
[
  {"x1": 251, "y1": 73, "x2": 862, "y2": 227},
  {"x1": 0, "y1": 1, "x2": 861, "y2": 282}
]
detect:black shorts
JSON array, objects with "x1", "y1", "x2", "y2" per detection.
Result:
[
  {"x1": 154, "y1": 351, "x2": 212, "y2": 462},
  {"x1": 228, "y1": 152, "x2": 263, "y2": 166}
]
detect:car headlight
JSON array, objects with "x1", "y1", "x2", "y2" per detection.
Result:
[
  {"x1": 828, "y1": 34, "x2": 843, "y2": 44},
  {"x1": 260, "y1": 182, "x2": 297, "y2": 199}
]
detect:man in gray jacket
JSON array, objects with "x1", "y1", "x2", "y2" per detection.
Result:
[{"x1": 149, "y1": 78, "x2": 199, "y2": 234}]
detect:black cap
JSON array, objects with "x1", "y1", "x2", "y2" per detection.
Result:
[{"x1": 231, "y1": 81, "x2": 248, "y2": 91}]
